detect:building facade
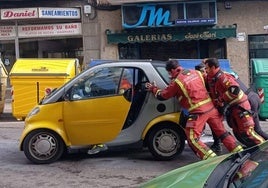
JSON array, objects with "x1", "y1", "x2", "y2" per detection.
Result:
[{"x1": 0, "y1": 0, "x2": 268, "y2": 86}]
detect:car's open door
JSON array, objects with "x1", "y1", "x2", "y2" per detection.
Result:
[
  {"x1": 63, "y1": 66, "x2": 133, "y2": 145},
  {"x1": 63, "y1": 95, "x2": 131, "y2": 145}
]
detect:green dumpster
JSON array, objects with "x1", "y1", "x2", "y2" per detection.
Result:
[{"x1": 251, "y1": 58, "x2": 268, "y2": 120}]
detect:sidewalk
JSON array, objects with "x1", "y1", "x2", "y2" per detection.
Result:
[{"x1": 0, "y1": 100, "x2": 17, "y2": 122}]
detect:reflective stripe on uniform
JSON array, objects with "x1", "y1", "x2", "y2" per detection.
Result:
[
  {"x1": 231, "y1": 145, "x2": 244, "y2": 153},
  {"x1": 225, "y1": 90, "x2": 244, "y2": 105},
  {"x1": 203, "y1": 150, "x2": 217, "y2": 160},
  {"x1": 248, "y1": 127, "x2": 265, "y2": 144},
  {"x1": 189, "y1": 128, "x2": 216, "y2": 160},
  {"x1": 155, "y1": 89, "x2": 161, "y2": 98},
  {"x1": 174, "y1": 78, "x2": 211, "y2": 112},
  {"x1": 196, "y1": 71, "x2": 205, "y2": 85}
]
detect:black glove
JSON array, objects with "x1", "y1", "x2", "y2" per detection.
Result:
[{"x1": 217, "y1": 103, "x2": 229, "y2": 115}]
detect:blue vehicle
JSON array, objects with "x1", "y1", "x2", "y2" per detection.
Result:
[
  {"x1": 87, "y1": 59, "x2": 233, "y2": 73},
  {"x1": 172, "y1": 59, "x2": 233, "y2": 73}
]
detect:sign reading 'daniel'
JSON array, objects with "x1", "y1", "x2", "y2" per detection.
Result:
[
  {"x1": 39, "y1": 7, "x2": 80, "y2": 19},
  {"x1": 1, "y1": 8, "x2": 38, "y2": 20}
]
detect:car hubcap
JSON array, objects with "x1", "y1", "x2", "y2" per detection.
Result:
[
  {"x1": 30, "y1": 133, "x2": 57, "y2": 159},
  {"x1": 155, "y1": 129, "x2": 178, "y2": 153}
]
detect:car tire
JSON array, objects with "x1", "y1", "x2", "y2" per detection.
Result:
[
  {"x1": 147, "y1": 125, "x2": 185, "y2": 161},
  {"x1": 23, "y1": 129, "x2": 65, "y2": 164}
]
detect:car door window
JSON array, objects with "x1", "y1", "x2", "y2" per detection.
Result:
[
  {"x1": 155, "y1": 66, "x2": 170, "y2": 84},
  {"x1": 70, "y1": 67, "x2": 124, "y2": 100},
  {"x1": 123, "y1": 68, "x2": 149, "y2": 128}
]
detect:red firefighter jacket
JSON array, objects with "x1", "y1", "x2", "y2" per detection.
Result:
[
  {"x1": 206, "y1": 68, "x2": 248, "y2": 107},
  {"x1": 152, "y1": 67, "x2": 214, "y2": 114}
]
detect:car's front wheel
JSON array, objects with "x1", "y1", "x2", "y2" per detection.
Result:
[
  {"x1": 22, "y1": 129, "x2": 65, "y2": 164},
  {"x1": 147, "y1": 125, "x2": 185, "y2": 160}
]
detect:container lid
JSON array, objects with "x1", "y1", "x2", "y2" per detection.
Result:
[
  {"x1": 9, "y1": 58, "x2": 79, "y2": 76},
  {"x1": 251, "y1": 58, "x2": 268, "y2": 75}
]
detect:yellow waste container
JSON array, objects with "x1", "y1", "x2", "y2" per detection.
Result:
[
  {"x1": 9, "y1": 58, "x2": 80, "y2": 120},
  {"x1": 0, "y1": 60, "x2": 8, "y2": 114}
]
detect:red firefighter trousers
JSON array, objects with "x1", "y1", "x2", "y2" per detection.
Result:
[{"x1": 185, "y1": 107, "x2": 242, "y2": 160}]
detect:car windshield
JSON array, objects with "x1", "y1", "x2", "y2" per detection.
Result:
[{"x1": 205, "y1": 141, "x2": 268, "y2": 188}]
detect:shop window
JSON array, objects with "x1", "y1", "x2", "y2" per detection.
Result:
[
  {"x1": 186, "y1": 2, "x2": 215, "y2": 19},
  {"x1": 249, "y1": 35, "x2": 268, "y2": 59},
  {"x1": 118, "y1": 43, "x2": 140, "y2": 59},
  {"x1": 186, "y1": 3, "x2": 203, "y2": 19}
]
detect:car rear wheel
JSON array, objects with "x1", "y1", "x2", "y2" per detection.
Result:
[
  {"x1": 23, "y1": 129, "x2": 64, "y2": 164},
  {"x1": 147, "y1": 125, "x2": 185, "y2": 160}
]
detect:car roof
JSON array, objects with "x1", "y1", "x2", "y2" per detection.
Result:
[
  {"x1": 87, "y1": 59, "x2": 166, "y2": 68},
  {"x1": 88, "y1": 59, "x2": 233, "y2": 73}
]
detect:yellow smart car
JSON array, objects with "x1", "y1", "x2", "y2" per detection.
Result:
[{"x1": 19, "y1": 60, "x2": 186, "y2": 164}]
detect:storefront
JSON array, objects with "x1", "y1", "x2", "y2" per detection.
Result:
[
  {"x1": 107, "y1": 25, "x2": 236, "y2": 60},
  {"x1": 0, "y1": 6, "x2": 83, "y2": 72},
  {"x1": 104, "y1": 1, "x2": 236, "y2": 61}
]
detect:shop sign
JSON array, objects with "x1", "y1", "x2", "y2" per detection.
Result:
[
  {"x1": 0, "y1": 26, "x2": 16, "y2": 39},
  {"x1": 39, "y1": 7, "x2": 80, "y2": 19},
  {"x1": 18, "y1": 23, "x2": 82, "y2": 38},
  {"x1": 184, "y1": 31, "x2": 217, "y2": 40},
  {"x1": 107, "y1": 25, "x2": 236, "y2": 44},
  {"x1": 1, "y1": 8, "x2": 38, "y2": 20},
  {"x1": 176, "y1": 18, "x2": 216, "y2": 25},
  {"x1": 123, "y1": 4, "x2": 172, "y2": 29},
  {"x1": 122, "y1": 1, "x2": 217, "y2": 29},
  {"x1": 127, "y1": 33, "x2": 172, "y2": 42},
  {"x1": 126, "y1": 31, "x2": 217, "y2": 42}
]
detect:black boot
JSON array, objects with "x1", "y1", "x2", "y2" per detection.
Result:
[{"x1": 210, "y1": 142, "x2": 222, "y2": 153}]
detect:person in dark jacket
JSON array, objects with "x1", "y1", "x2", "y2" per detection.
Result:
[{"x1": 229, "y1": 72, "x2": 268, "y2": 140}]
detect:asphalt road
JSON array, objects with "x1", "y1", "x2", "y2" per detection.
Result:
[
  {"x1": 0, "y1": 102, "x2": 199, "y2": 188},
  {"x1": 0, "y1": 102, "x2": 268, "y2": 188}
]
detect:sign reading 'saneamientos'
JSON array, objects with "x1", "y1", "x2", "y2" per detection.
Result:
[
  {"x1": 1, "y1": 7, "x2": 81, "y2": 20},
  {"x1": 18, "y1": 23, "x2": 82, "y2": 38},
  {"x1": 1, "y1": 8, "x2": 38, "y2": 19},
  {"x1": 38, "y1": 7, "x2": 80, "y2": 19}
]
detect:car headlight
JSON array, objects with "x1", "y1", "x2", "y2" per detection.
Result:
[{"x1": 27, "y1": 107, "x2": 40, "y2": 118}]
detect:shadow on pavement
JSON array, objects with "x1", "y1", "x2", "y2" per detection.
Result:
[{"x1": 0, "y1": 112, "x2": 18, "y2": 122}]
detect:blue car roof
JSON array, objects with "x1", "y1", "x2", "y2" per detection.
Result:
[{"x1": 173, "y1": 59, "x2": 232, "y2": 73}]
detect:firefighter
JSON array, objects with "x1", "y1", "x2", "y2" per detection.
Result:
[
  {"x1": 230, "y1": 72, "x2": 268, "y2": 140},
  {"x1": 195, "y1": 62, "x2": 222, "y2": 153},
  {"x1": 203, "y1": 58, "x2": 265, "y2": 147},
  {"x1": 145, "y1": 60, "x2": 243, "y2": 160}
]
